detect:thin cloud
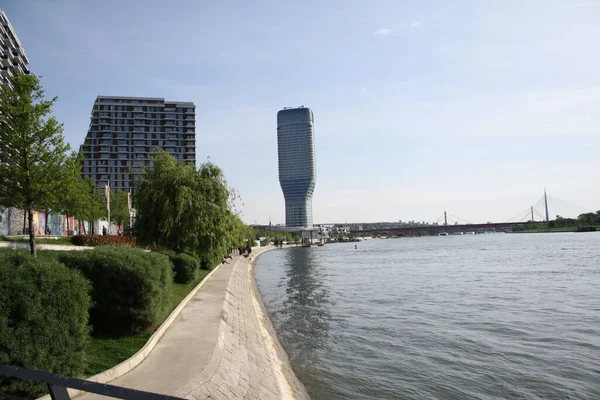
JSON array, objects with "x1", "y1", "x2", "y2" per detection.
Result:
[
  {"x1": 373, "y1": 28, "x2": 393, "y2": 36},
  {"x1": 410, "y1": 21, "x2": 422, "y2": 28}
]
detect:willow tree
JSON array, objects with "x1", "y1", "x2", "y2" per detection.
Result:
[
  {"x1": 0, "y1": 74, "x2": 71, "y2": 256},
  {"x1": 135, "y1": 150, "x2": 238, "y2": 266}
]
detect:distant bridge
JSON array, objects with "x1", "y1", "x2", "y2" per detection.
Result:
[
  {"x1": 351, "y1": 222, "x2": 529, "y2": 235},
  {"x1": 351, "y1": 192, "x2": 562, "y2": 235}
]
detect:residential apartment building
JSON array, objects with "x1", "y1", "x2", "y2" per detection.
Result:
[
  {"x1": 81, "y1": 96, "x2": 196, "y2": 193},
  {"x1": 277, "y1": 106, "x2": 316, "y2": 228},
  {"x1": 0, "y1": 9, "x2": 32, "y2": 236},
  {"x1": 0, "y1": 9, "x2": 29, "y2": 87}
]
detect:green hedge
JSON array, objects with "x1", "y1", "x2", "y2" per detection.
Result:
[
  {"x1": 58, "y1": 247, "x2": 173, "y2": 337},
  {"x1": 0, "y1": 249, "x2": 91, "y2": 398},
  {"x1": 156, "y1": 249, "x2": 177, "y2": 260},
  {"x1": 171, "y1": 253, "x2": 200, "y2": 284},
  {"x1": 199, "y1": 253, "x2": 220, "y2": 270}
]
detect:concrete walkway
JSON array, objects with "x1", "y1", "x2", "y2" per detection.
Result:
[{"x1": 78, "y1": 249, "x2": 309, "y2": 400}]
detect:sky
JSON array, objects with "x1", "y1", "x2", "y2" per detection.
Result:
[{"x1": 3, "y1": 0, "x2": 599, "y2": 224}]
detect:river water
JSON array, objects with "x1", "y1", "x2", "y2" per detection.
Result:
[{"x1": 254, "y1": 233, "x2": 600, "y2": 399}]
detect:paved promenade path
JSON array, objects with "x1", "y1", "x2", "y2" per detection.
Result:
[{"x1": 79, "y1": 248, "x2": 309, "y2": 400}]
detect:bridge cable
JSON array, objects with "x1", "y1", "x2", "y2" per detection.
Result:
[
  {"x1": 446, "y1": 212, "x2": 472, "y2": 225},
  {"x1": 504, "y1": 208, "x2": 531, "y2": 223}
]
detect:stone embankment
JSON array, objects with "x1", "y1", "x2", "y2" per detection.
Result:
[{"x1": 74, "y1": 247, "x2": 309, "y2": 400}]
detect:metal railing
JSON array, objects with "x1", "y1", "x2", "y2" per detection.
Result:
[{"x1": 0, "y1": 365, "x2": 184, "y2": 400}]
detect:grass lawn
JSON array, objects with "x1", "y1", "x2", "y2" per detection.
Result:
[{"x1": 83, "y1": 268, "x2": 211, "y2": 376}]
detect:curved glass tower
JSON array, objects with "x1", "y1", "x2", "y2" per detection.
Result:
[{"x1": 277, "y1": 107, "x2": 316, "y2": 227}]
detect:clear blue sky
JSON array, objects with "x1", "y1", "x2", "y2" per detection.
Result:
[{"x1": 4, "y1": 0, "x2": 599, "y2": 224}]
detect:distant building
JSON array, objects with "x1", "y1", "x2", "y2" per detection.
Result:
[
  {"x1": 0, "y1": 9, "x2": 29, "y2": 87},
  {"x1": 0, "y1": 9, "x2": 32, "y2": 236},
  {"x1": 277, "y1": 106, "x2": 316, "y2": 228},
  {"x1": 81, "y1": 96, "x2": 196, "y2": 193}
]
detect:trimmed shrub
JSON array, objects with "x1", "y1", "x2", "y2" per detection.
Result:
[
  {"x1": 172, "y1": 253, "x2": 200, "y2": 284},
  {"x1": 199, "y1": 253, "x2": 220, "y2": 270},
  {"x1": 71, "y1": 234, "x2": 136, "y2": 247},
  {"x1": 155, "y1": 249, "x2": 177, "y2": 260},
  {"x1": 57, "y1": 247, "x2": 172, "y2": 336},
  {"x1": 183, "y1": 251, "x2": 201, "y2": 264},
  {"x1": 0, "y1": 249, "x2": 91, "y2": 398}
]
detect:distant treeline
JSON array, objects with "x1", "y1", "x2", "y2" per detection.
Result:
[{"x1": 514, "y1": 211, "x2": 600, "y2": 231}]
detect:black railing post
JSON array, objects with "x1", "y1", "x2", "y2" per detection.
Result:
[{"x1": 48, "y1": 384, "x2": 71, "y2": 400}]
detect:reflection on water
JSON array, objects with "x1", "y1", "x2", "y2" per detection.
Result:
[
  {"x1": 256, "y1": 234, "x2": 600, "y2": 400},
  {"x1": 279, "y1": 248, "x2": 331, "y2": 359}
]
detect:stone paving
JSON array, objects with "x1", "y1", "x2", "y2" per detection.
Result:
[
  {"x1": 175, "y1": 250, "x2": 309, "y2": 400},
  {"x1": 75, "y1": 248, "x2": 309, "y2": 400}
]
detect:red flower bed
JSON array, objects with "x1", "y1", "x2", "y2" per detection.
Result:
[{"x1": 71, "y1": 235, "x2": 137, "y2": 247}]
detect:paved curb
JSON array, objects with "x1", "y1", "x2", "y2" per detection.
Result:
[
  {"x1": 37, "y1": 261, "x2": 225, "y2": 400},
  {"x1": 248, "y1": 249, "x2": 311, "y2": 400},
  {"x1": 175, "y1": 246, "x2": 310, "y2": 399}
]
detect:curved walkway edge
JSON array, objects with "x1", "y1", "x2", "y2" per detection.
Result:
[
  {"x1": 174, "y1": 247, "x2": 310, "y2": 400},
  {"x1": 37, "y1": 260, "x2": 226, "y2": 400},
  {"x1": 39, "y1": 246, "x2": 310, "y2": 400}
]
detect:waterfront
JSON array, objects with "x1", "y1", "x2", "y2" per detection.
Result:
[{"x1": 255, "y1": 233, "x2": 600, "y2": 399}]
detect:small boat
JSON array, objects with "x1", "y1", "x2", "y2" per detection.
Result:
[
  {"x1": 317, "y1": 242, "x2": 325, "y2": 247},
  {"x1": 438, "y1": 232, "x2": 449, "y2": 236}
]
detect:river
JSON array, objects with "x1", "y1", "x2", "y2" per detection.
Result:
[{"x1": 254, "y1": 233, "x2": 600, "y2": 399}]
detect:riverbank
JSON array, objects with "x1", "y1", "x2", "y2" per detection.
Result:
[
  {"x1": 249, "y1": 248, "x2": 311, "y2": 400},
  {"x1": 68, "y1": 246, "x2": 308, "y2": 400},
  {"x1": 174, "y1": 246, "x2": 309, "y2": 399}
]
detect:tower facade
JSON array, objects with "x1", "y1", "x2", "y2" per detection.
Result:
[
  {"x1": 277, "y1": 107, "x2": 316, "y2": 227},
  {"x1": 0, "y1": 9, "x2": 30, "y2": 88},
  {"x1": 81, "y1": 96, "x2": 196, "y2": 193}
]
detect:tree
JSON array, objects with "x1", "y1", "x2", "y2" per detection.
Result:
[
  {"x1": 0, "y1": 74, "x2": 71, "y2": 256},
  {"x1": 84, "y1": 178, "x2": 108, "y2": 234},
  {"x1": 58, "y1": 154, "x2": 90, "y2": 235},
  {"x1": 577, "y1": 212, "x2": 600, "y2": 226},
  {"x1": 135, "y1": 150, "x2": 238, "y2": 265},
  {"x1": 110, "y1": 189, "x2": 129, "y2": 227}
]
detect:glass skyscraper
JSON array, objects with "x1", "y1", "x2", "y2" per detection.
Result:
[{"x1": 277, "y1": 107, "x2": 316, "y2": 227}]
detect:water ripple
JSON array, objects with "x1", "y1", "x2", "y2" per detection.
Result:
[{"x1": 256, "y1": 233, "x2": 600, "y2": 399}]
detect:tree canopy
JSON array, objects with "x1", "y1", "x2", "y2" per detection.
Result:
[
  {"x1": 134, "y1": 150, "x2": 250, "y2": 266},
  {"x1": 0, "y1": 74, "x2": 72, "y2": 255},
  {"x1": 110, "y1": 189, "x2": 129, "y2": 227}
]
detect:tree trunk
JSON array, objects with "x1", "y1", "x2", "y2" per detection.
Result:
[
  {"x1": 66, "y1": 213, "x2": 70, "y2": 236},
  {"x1": 22, "y1": 211, "x2": 26, "y2": 234},
  {"x1": 28, "y1": 208, "x2": 36, "y2": 257}
]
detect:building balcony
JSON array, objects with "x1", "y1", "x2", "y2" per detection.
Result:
[{"x1": 1, "y1": 67, "x2": 13, "y2": 78}]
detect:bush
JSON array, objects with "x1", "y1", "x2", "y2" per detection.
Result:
[
  {"x1": 71, "y1": 234, "x2": 136, "y2": 247},
  {"x1": 199, "y1": 253, "x2": 220, "y2": 270},
  {"x1": 171, "y1": 253, "x2": 200, "y2": 284},
  {"x1": 155, "y1": 249, "x2": 177, "y2": 259},
  {"x1": 57, "y1": 247, "x2": 172, "y2": 336},
  {"x1": 0, "y1": 249, "x2": 91, "y2": 398}
]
